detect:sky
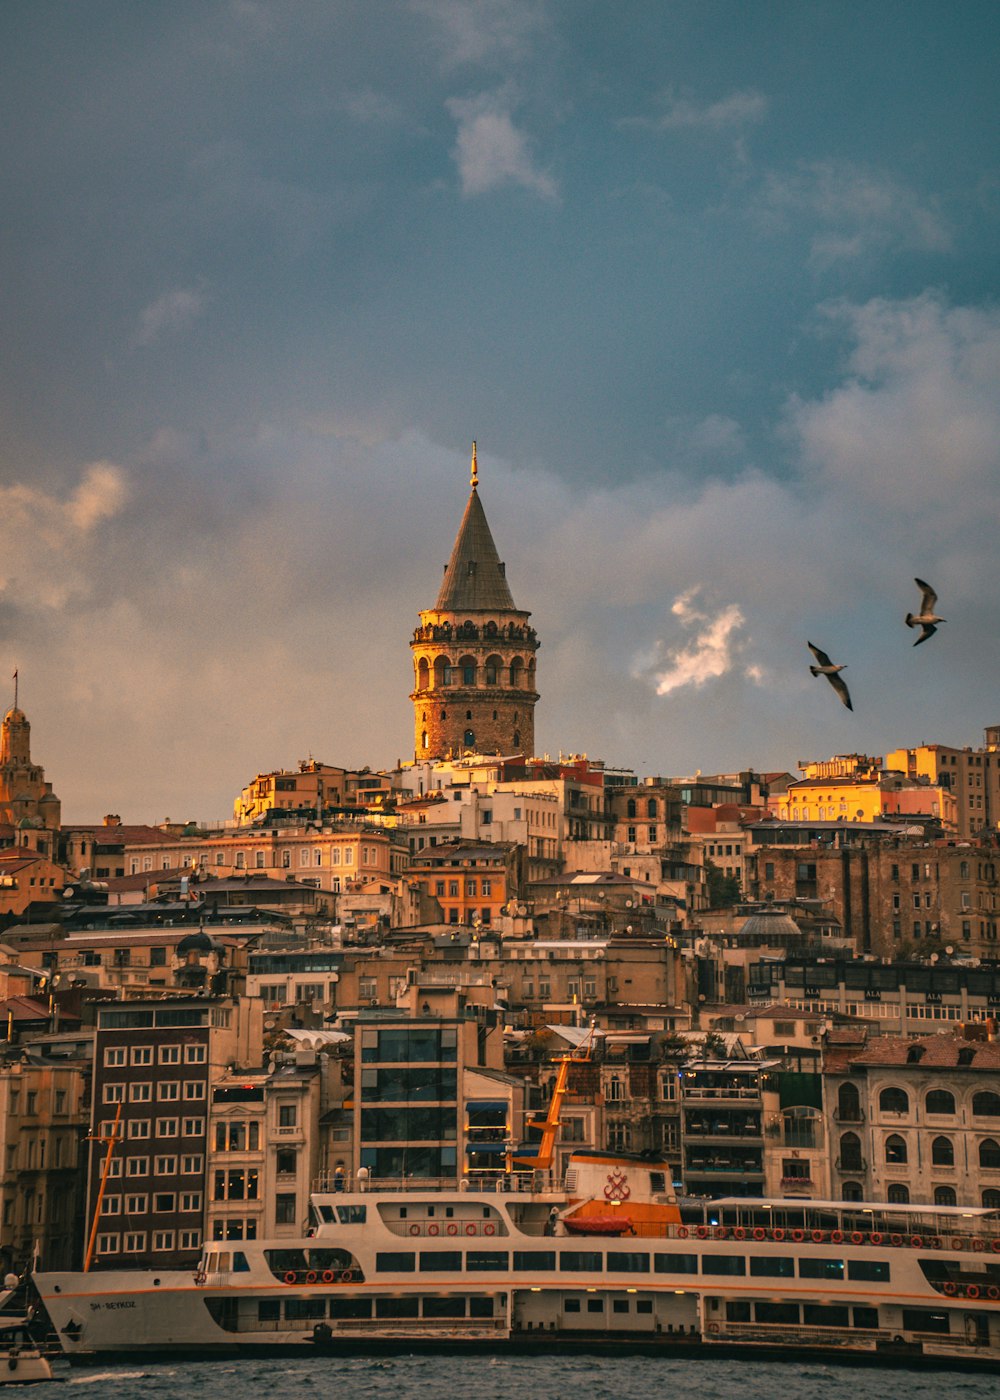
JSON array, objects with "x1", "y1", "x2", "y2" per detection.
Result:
[{"x1": 1, "y1": 1, "x2": 999, "y2": 824}]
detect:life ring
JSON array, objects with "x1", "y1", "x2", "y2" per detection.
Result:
[
  {"x1": 447, "y1": 1224, "x2": 458, "y2": 1236},
  {"x1": 465, "y1": 1224, "x2": 477, "y2": 1236},
  {"x1": 696, "y1": 1226, "x2": 709, "y2": 1239},
  {"x1": 341, "y1": 1270, "x2": 353, "y2": 1282},
  {"x1": 811, "y1": 1230, "x2": 826, "y2": 1243},
  {"x1": 428, "y1": 1224, "x2": 439, "y2": 1236},
  {"x1": 193, "y1": 1271, "x2": 207, "y2": 1285},
  {"x1": 484, "y1": 1224, "x2": 496, "y2": 1236},
  {"x1": 714, "y1": 1227, "x2": 728, "y2": 1240},
  {"x1": 991, "y1": 1239, "x2": 1000, "y2": 1254},
  {"x1": 910, "y1": 1236, "x2": 924, "y2": 1249},
  {"x1": 943, "y1": 1281, "x2": 957, "y2": 1296},
  {"x1": 305, "y1": 1271, "x2": 318, "y2": 1284},
  {"x1": 951, "y1": 1237, "x2": 965, "y2": 1251},
  {"x1": 409, "y1": 1224, "x2": 421, "y2": 1236},
  {"x1": 966, "y1": 1283, "x2": 981, "y2": 1299},
  {"x1": 752, "y1": 1228, "x2": 766, "y2": 1241},
  {"x1": 971, "y1": 1237, "x2": 986, "y2": 1252},
  {"x1": 707, "y1": 1322, "x2": 719, "y2": 1334},
  {"x1": 831, "y1": 1230, "x2": 844, "y2": 1244},
  {"x1": 678, "y1": 1226, "x2": 689, "y2": 1239},
  {"x1": 869, "y1": 1233, "x2": 883, "y2": 1246},
  {"x1": 771, "y1": 1228, "x2": 785, "y2": 1242},
  {"x1": 988, "y1": 1285, "x2": 1000, "y2": 1300},
  {"x1": 889, "y1": 1234, "x2": 903, "y2": 1247},
  {"x1": 850, "y1": 1232, "x2": 865, "y2": 1245},
  {"x1": 321, "y1": 1270, "x2": 335, "y2": 1284},
  {"x1": 733, "y1": 1227, "x2": 746, "y2": 1241},
  {"x1": 283, "y1": 1271, "x2": 297, "y2": 1285},
  {"x1": 791, "y1": 1229, "x2": 805, "y2": 1243}
]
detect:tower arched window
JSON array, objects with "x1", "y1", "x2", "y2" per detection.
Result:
[
  {"x1": 879, "y1": 1086, "x2": 909, "y2": 1115},
  {"x1": 627, "y1": 799, "x2": 636, "y2": 818},
  {"x1": 459, "y1": 654, "x2": 476, "y2": 685},
  {"x1": 931, "y1": 1135, "x2": 954, "y2": 1166},
  {"x1": 464, "y1": 729, "x2": 475, "y2": 748},
  {"x1": 837, "y1": 1082, "x2": 861, "y2": 1122},
  {"x1": 510, "y1": 656, "x2": 523, "y2": 687},
  {"x1": 421, "y1": 732, "x2": 428, "y2": 750},
  {"x1": 884, "y1": 1133, "x2": 907, "y2": 1164},
  {"x1": 513, "y1": 731, "x2": 521, "y2": 749},
  {"x1": 839, "y1": 1132, "x2": 862, "y2": 1171}
]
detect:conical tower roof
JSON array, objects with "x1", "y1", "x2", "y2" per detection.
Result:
[{"x1": 434, "y1": 444, "x2": 517, "y2": 612}]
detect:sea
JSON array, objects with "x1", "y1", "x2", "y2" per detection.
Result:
[{"x1": 33, "y1": 1354, "x2": 1000, "y2": 1400}]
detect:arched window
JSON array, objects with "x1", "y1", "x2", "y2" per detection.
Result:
[
  {"x1": 841, "y1": 1181, "x2": 863, "y2": 1202},
  {"x1": 934, "y1": 1186, "x2": 956, "y2": 1206},
  {"x1": 839, "y1": 1131, "x2": 862, "y2": 1171},
  {"x1": 463, "y1": 729, "x2": 475, "y2": 748},
  {"x1": 421, "y1": 731, "x2": 428, "y2": 750},
  {"x1": 433, "y1": 656, "x2": 452, "y2": 688},
  {"x1": 646, "y1": 798, "x2": 657, "y2": 818},
  {"x1": 837, "y1": 1082, "x2": 861, "y2": 1122},
  {"x1": 926, "y1": 1089, "x2": 955, "y2": 1116},
  {"x1": 879, "y1": 1087, "x2": 909, "y2": 1115},
  {"x1": 973, "y1": 1091, "x2": 1000, "y2": 1118},
  {"x1": 627, "y1": 799, "x2": 637, "y2": 819},
  {"x1": 417, "y1": 658, "x2": 430, "y2": 690},
  {"x1": 509, "y1": 656, "x2": 524, "y2": 687},
  {"x1": 982, "y1": 1189, "x2": 1000, "y2": 1208},
  {"x1": 979, "y1": 1138, "x2": 1000, "y2": 1170},
  {"x1": 887, "y1": 1183, "x2": 910, "y2": 1204},
  {"x1": 931, "y1": 1135, "x2": 954, "y2": 1166},
  {"x1": 484, "y1": 654, "x2": 502, "y2": 686},
  {"x1": 884, "y1": 1133, "x2": 907, "y2": 1164},
  {"x1": 459, "y1": 654, "x2": 476, "y2": 686},
  {"x1": 513, "y1": 731, "x2": 521, "y2": 749}
]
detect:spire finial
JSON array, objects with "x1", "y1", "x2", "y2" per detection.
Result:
[{"x1": 470, "y1": 440, "x2": 478, "y2": 490}]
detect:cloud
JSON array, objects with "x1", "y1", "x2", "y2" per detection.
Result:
[
  {"x1": 622, "y1": 88, "x2": 768, "y2": 133},
  {"x1": 134, "y1": 286, "x2": 209, "y2": 347},
  {"x1": 413, "y1": 0, "x2": 547, "y2": 68},
  {"x1": 636, "y1": 588, "x2": 750, "y2": 696},
  {"x1": 760, "y1": 160, "x2": 951, "y2": 261},
  {"x1": 0, "y1": 463, "x2": 129, "y2": 610},
  {"x1": 447, "y1": 93, "x2": 557, "y2": 199}
]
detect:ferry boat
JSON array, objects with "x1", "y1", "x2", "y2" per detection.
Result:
[{"x1": 31, "y1": 1153, "x2": 1000, "y2": 1369}]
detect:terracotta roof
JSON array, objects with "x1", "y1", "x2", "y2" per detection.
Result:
[
  {"x1": 435, "y1": 486, "x2": 517, "y2": 612},
  {"x1": 849, "y1": 1033, "x2": 1000, "y2": 1071}
]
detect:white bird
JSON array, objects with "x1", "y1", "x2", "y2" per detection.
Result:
[
  {"x1": 808, "y1": 642, "x2": 853, "y2": 711},
  {"x1": 905, "y1": 577, "x2": 945, "y2": 646}
]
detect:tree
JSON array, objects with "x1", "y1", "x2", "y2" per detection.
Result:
[{"x1": 704, "y1": 858, "x2": 740, "y2": 909}]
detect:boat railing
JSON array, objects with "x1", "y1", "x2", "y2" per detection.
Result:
[{"x1": 313, "y1": 1170, "x2": 559, "y2": 1195}]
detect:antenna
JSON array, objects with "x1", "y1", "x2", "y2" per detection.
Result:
[{"x1": 470, "y1": 441, "x2": 478, "y2": 490}]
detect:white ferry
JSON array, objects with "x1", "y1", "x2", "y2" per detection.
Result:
[{"x1": 31, "y1": 1152, "x2": 1000, "y2": 1369}]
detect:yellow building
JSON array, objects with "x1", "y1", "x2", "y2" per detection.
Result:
[
  {"x1": 886, "y1": 731, "x2": 1000, "y2": 839},
  {"x1": 775, "y1": 754, "x2": 956, "y2": 829}
]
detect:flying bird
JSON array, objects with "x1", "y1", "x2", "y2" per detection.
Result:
[
  {"x1": 905, "y1": 578, "x2": 945, "y2": 646},
  {"x1": 808, "y1": 642, "x2": 853, "y2": 711}
]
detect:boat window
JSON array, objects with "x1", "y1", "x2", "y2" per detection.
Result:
[
  {"x1": 265, "y1": 1249, "x2": 307, "y2": 1276},
  {"x1": 901, "y1": 1308, "x2": 949, "y2": 1335},
  {"x1": 852, "y1": 1306, "x2": 879, "y2": 1329},
  {"x1": 419, "y1": 1252, "x2": 462, "y2": 1272},
  {"x1": 726, "y1": 1301, "x2": 751, "y2": 1322},
  {"x1": 636, "y1": 1300, "x2": 653, "y2": 1314},
  {"x1": 607, "y1": 1252, "x2": 649, "y2": 1273},
  {"x1": 469, "y1": 1297, "x2": 494, "y2": 1318},
  {"x1": 232, "y1": 1252, "x2": 250, "y2": 1273},
  {"x1": 755, "y1": 1301, "x2": 800, "y2": 1325},
  {"x1": 564, "y1": 1298, "x2": 581, "y2": 1313},
  {"x1": 559, "y1": 1251, "x2": 602, "y2": 1272},
  {"x1": 653, "y1": 1253, "x2": 698, "y2": 1274},
  {"x1": 376, "y1": 1252, "x2": 415, "y2": 1272},
  {"x1": 702, "y1": 1255, "x2": 746, "y2": 1276},
  {"x1": 318, "y1": 1205, "x2": 336, "y2": 1223},
  {"x1": 804, "y1": 1304, "x2": 850, "y2": 1328},
  {"x1": 466, "y1": 1251, "x2": 509, "y2": 1271},
  {"x1": 308, "y1": 1249, "x2": 353, "y2": 1272},
  {"x1": 587, "y1": 1298, "x2": 604, "y2": 1313},
  {"x1": 423, "y1": 1297, "x2": 466, "y2": 1318},
  {"x1": 847, "y1": 1259, "x2": 889, "y2": 1282},
  {"x1": 376, "y1": 1297, "x2": 420, "y2": 1319},
  {"x1": 337, "y1": 1205, "x2": 366, "y2": 1224},
  {"x1": 329, "y1": 1297, "x2": 372, "y2": 1320},
  {"x1": 256, "y1": 1301, "x2": 281, "y2": 1322},
  {"x1": 214, "y1": 1253, "x2": 230, "y2": 1272},
  {"x1": 286, "y1": 1299, "x2": 325, "y2": 1321},
  {"x1": 513, "y1": 1251, "x2": 555, "y2": 1271},
  {"x1": 649, "y1": 1173, "x2": 666, "y2": 1192},
  {"x1": 749, "y1": 1256, "x2": 794, "y2": 1278},
  {"x1": 799, "y1": 1257, "x2": 844, "y2": 1279}
]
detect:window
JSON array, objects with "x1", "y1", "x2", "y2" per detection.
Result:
[
  {"x1": 153, "y1": 1230, "x2": 176, "y2": 1251},
  {"x1": 376, "y1": 1253, "x2": 415, "y2": 1272},
  {"x1": 979, "y1": 1139, "x2": 1000, "y2": 1170},
  {"x1": 183, "y1": 1081, "x2": 206, "y2": 1100},
  {"x1": 931, "y1": 1135, "x2": 954, "y2": 1167},
  {"x1": 180, "y1": 1192, "x2": 202, "y2": 1212},
  {"x1": 123, "y1": 1232, "x2": 146, "y2": 1253},
  {"x1": 103, "y1": 1084, "x2": 125, "y2": 1104},
  {"x1": 125, "y1": 1157, "x2": 149, "y2": 1177},
  {"x1": 182, "y1": 1118, "x2": 205, "y2": 1136},
  {"x1": 158, "y1": 1082, "x2": 180, "y2": 1101},
  {"x1": 973, "y1": 1091, "x2": 1000, "y2": 1118},
  {"x1": 180, "y1": 1229, "x2": 201, "y2": 1250},
  {"x1": 159, "y1": 1046, "x2": 181, "y2": 1065},
  {"x1": 184, "y1": 1045, "x2": 207, "y2": 1064},
  {"x1": 799, "y1": 1257, "x2": 844, "y2": 1279},
  {"x1": 879, "y1": 1087, "x2": 909, "y2": 1115},
  {"x1": 702, "y1": 1255, "x2": 746, "y2": 1276},
  {"x1": 127, "y1": 1120, "x2": 151, "y2": 1140},
  {"x1": 276, "y1": 1148, "x2": 297, "y2": 1175},
  {"x1": 182, "y1": 1154, "x2": 203, "y2": 1174},
  {"x1": 884, "y1": 1133, "x2": 907, "y2": 1164},
  {"x1": 839, "y1": 1132, "x2": 863, "y2": 1172},
  {"x1": 934, "y1": 1186, "x2": 957, "y2": 1206},
  {"x1": 104, "y1": 1047, "x2": 126, "y2": 1067},
  {"x1": 131, "y1": 1046, "x2": 153, "y2": 1066},
  {"x1": 887, "y1": 1183, "x2": 909, "y2": 1204},
  {"x1": 153, "y1": 1192, "x2": 176, "y2": 1213},
  {"x1": 750, "y1": 1256, "x2": 794, "y2": 1277},
  {"x1": 926, "y1": 1089, "x2": 955, "y2": 1116},
  {"x1": 278, "y1": 1105, "x2": 297, "y2": 1129},
  {"x1": 129, "y1": 1083, "x2": 152, "y2": 1102},
  {"x1": 157, "y1": 1119, "x2": 179, "y2": 1138},
  {"x1": 155, "y1": 1156, "x2": 178, "y2": 1176}
]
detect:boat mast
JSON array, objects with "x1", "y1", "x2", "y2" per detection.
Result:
[
  {"x1": 83, "y1": 1100, "x2": 123, "y2": 1272},
  {"x1": 514, "y1": 1023, "x2": 596, "y2": 1172}
]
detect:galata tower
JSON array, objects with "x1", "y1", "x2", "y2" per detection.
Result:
[{"x1": 411, "y1": 444, "x2": 539, "y2": 761}]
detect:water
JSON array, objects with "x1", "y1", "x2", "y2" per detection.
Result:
[{"x1": 27, "y1": 1355, "x2": 1000, "y2": 1400}]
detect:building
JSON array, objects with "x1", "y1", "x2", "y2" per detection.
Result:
[
  {"x1": 410, "y1": 445, "x2": 539, "y2": 761},
  {"x1": 886, "y1": 728, "x2": 1000, "y2": 839},
  {"x1": 679, "y1": 1058, "x2": 781, "y2": 1198},
  {"x1": 773, "y1": 754, "x2": 956, "y2": 831},
  {"x1": 87, "y1": 994, "x2": 262, "y2": 1270},
  {"x1": 0, "y1": 698, "x2": 61, "y2": 854}
]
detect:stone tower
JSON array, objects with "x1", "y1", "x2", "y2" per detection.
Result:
[
  {"x1": 411, "y1": 445, "x2": 539, "y2": 761},
  {"x1": 0, "y1": 689, "x2": 61, "y2": 833}
]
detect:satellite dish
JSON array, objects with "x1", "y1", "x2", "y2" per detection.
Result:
[{"x1": 517, "y1": 905, "x2": 527, "y2": 916}]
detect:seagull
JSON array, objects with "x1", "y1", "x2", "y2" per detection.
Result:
[
  {"x1": 905, "y1": 577, "x2": 945, "y2": 646},
  {"x1": 808, "y1": 642, "x2": 853, "y2": 711}
]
